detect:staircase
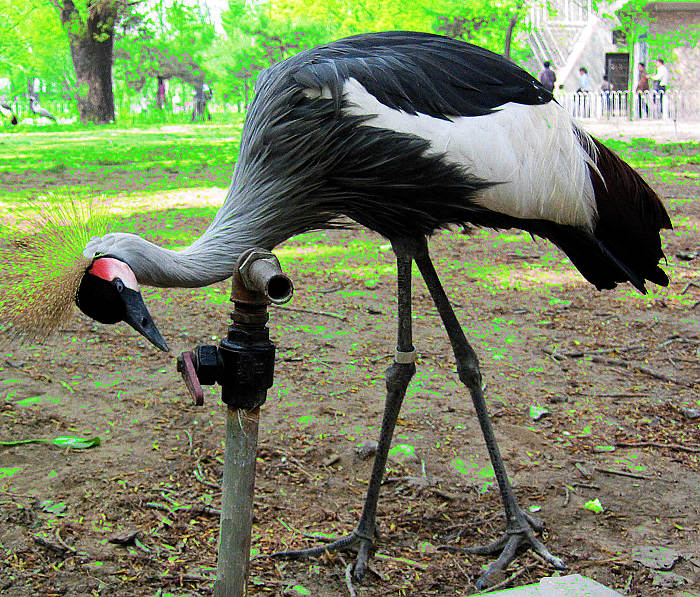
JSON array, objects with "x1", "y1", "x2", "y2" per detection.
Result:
[{"x1": 525, "y1": 0, "x2": 625, "y2": 92}]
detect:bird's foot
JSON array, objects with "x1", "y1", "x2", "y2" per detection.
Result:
[
  {"x1": 439, "y1": 511, "x2": 567, "y2": 589},
  {"x1": 269, "y1": 527, "x2": 376, "y2": 581}
]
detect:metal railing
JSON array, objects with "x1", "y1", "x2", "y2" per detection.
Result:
[{"x1": 556, "y1": 89, "x2": 700, "y2": 121}]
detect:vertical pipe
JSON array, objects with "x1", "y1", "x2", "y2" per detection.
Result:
[{"x1": 213, "y1": 406, "x2": 260, "y2": 597}]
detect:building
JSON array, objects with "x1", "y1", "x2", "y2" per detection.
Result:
[
  {"x1": 524, "y1": 0, "x2": 699, "y2": 118},
  {"x1": 645, "y1": 1, "x2": 700, "y2": 91}
]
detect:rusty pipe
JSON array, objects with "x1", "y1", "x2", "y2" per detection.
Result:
[{"x1": 237, "y1": 248, "x2": 293, "y2": 305}]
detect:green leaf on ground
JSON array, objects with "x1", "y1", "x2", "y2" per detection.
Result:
[{"x1": 0, "y1": 436, "x2": 101, "y2": 449}]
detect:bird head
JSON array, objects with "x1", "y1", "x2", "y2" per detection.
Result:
[{"x1": 76, "y1": 256, "x2": 168, "y2": 352}]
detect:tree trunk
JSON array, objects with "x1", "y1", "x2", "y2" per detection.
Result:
[
  {"x1": 504, "y1": 15, "x2": 518, "y2": 59},
  {"x1": 58, "y1": 0, "x2": 117, "y2": 124}
]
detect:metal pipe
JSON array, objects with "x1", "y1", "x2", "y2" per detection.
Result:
[
  {"x1": 177, "y1": 247, "x2": 292, "y2": 597},
  {"x1": 214, "y1": 407, "x2": 260, "y2": 597}
]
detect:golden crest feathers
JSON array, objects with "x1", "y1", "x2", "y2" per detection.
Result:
[{"x1": 0, "y1": 200, "x2": 110, "y2": 343}]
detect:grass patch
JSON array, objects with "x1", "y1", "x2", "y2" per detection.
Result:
[
  {"x1": 0, "y1": 121, "x2": 243, "y2": 178},
  {"x1": 602, "y1": 138, "x2": 700, "y2": 169}
]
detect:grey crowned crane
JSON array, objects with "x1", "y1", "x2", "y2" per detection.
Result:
[
  {"x1": 28, "y1": 96, "x2": 57, "y2": 122},
  {"x1": 73, "y1": 32, "x2": 671, "y2": 588},
  {"x1": 0, "y1": 101, "x2": 18, "y2": 125}
]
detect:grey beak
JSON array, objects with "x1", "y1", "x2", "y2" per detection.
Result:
[{"x1": 121, "y1": 288, "x2": 169, "y2": 352}]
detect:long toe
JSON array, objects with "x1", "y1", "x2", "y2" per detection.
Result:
[
  {"x1": 269, "y1": 533, "x2": 359, "y2": 560},
  {"x1": 462, "y1": 533, "x2": 509, "y2": 556},
  {"x1": 475, "y1": 536, "x2": 521, "y2": 590},
  {"x1": 441, "y1": 512, "x2": 566, "y2": 590},
  {"x1": 531, "y1": 535, "x2": 568, "y2": 569},
  {"x1": 523, "y1": 511, "x2": 544, "y2": 531}
]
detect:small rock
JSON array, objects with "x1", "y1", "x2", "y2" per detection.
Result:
[
  {"x1": 322, "y1": 454, "x2": 340, "y2": 467},
  {"x1": 583, "y1": 498, "x2": 604, "y2": 513},
  {"x1": 549, "y1": 394, "x2": 569, "y2": 404},
  {"x1": 109, "y1": 529, "x2": 141, "y2": 546},
  {"x1": 354, "y1": 441, "x2": 378, "y2": 461},
  {"x1": 679, "y1": 407, "x2": 700, "y2": 420},
  {"x1": 675, "y1": 251, "x2": 697, "y2": 261},
  {"x1": 530, "y1": 405, "x2": 550, "y2": 421},
  {"x1": 4, "y1": 359, "x2": 26, "y2": 369},
  {"x1": 389, "y1": 444, "x2": 420, "y2": 464}
]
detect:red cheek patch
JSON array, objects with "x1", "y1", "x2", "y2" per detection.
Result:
[{"x1": 90, "y1": 257, "x2": 139, "y2": 291}]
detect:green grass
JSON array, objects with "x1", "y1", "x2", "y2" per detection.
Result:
[
  {"x1": 0, "y1": 118, "x2": 243, "y2": 181},
  {"x1": 602, "y1": 138, "x2": 700, "y2": 169}
]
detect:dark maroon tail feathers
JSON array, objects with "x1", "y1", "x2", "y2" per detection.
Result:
[{"x1": 582, "y1": 137, "x2": 672, "y2": 293}]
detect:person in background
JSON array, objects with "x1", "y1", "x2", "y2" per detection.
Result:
[
  {"x1": 577, "y1": 67, "x2": 590, "y2": 93},
  {"x1": 576, "y1": 67, "x2": 590, "y2": 117},
  {"x1": 538, "y1": 61, "x2": 557, "y2": 93},
  {"x1": 654, "y1": 58, "x2": 670, "y2": 117},
  {"x1": 636, "y1": 62, "x2": 650, "y2": 119},
  {"x1": 600, "y1": 75, "x2": 614, "y2": 117}
]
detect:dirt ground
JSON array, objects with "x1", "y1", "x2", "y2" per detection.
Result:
[{"x1": 1, "y1": 127, "x2": 698, "y2": 597}]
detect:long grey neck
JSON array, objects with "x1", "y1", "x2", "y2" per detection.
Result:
[
  {"x1": 119, "y1": 169, "x2": 289, "y2": 288},
  {"x1": 120, "y1": 232, "x2": 257, "y2": 288}
]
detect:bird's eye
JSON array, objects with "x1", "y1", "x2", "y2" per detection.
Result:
[{"x1": 115, "y1": 279, "x2": 125, "y2": 292}]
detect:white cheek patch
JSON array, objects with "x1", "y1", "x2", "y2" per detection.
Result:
[{"x1": 90, "y1": 257, "x2": 139, "y2": 291}]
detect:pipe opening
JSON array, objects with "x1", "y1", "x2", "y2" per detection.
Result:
[{"x1": 266, "y1": 275, "x2": 293, "y2": 304}]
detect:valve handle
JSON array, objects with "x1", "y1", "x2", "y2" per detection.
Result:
[{"x1": 177, "y1": 351, "x2": 204, "y2": 406}]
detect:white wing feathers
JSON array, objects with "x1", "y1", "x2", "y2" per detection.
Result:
[{"x1": 341, "y1": 78, "x2": 598, "y2": 230}]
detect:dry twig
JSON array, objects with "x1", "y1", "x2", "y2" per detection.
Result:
[
  {"x1": 590, "y1": 355, "x2": 695, "y2": 387},
  {"x1": 543, "y1": 347, "x2": 695, "y2": 387},
  {"x1": 593, "y1": 467, "x2": 674, "y2": 483},
  {"x1": 478, "y1": 566, "x2": 530, "y2": 593},
  {"x1": 615, "y1": 440, "x2": 700, "y2": 454},
  {"x1": 561, "y1": 486, "x2": 570, "y2": 508},
  {"x1": 341, "y1": 557, "x2": 358, "y2": 597}
]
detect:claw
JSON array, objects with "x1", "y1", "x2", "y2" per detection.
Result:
[
  {"x1": 269, "y1": 527, "x2": 376, "y2": 581},
  {"x1": 439, "y1": 509, "x2": 567, "y2": 590}
]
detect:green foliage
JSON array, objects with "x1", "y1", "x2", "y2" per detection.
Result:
[
  {"x1": 212, "y1": 0, "x2": 531, "y2": 105},
  {"x1": 0, "y1": 0, "x2": 73, "y2": 96},
  {"x1": 114, "y1": 0, "x2": 216, "y2": 109}
]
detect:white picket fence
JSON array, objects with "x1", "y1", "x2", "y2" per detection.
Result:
[{"x1": 556, "y1": 89, "x2": 700, "y2": 121}]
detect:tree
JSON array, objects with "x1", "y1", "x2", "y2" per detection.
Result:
[
  {"x1": 431, "y1": 0, "x2": 529, "y2": 60},
  {"x1": 49, "y1": 0, "x2": 128, "y2": 124},
  {"x1": 115, "y1": 0, "x2": 216, "y2": 103},
  {"x1": 210, "y1": 0, "x2": 322, "y2": 108}
]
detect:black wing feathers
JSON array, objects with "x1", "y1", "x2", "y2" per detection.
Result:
[{"x1": 270, "y1": 31, "x2": 552, "y2": 119}]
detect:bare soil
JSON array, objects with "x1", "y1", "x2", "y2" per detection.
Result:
[{"x1": 1, "y1": 135, "x2": 698, "y2": 597}]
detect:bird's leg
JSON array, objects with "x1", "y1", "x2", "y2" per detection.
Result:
[
  {"x1": 413, "y1": 240, "x2": 566, "y2": 589},
  {"x1": 270, "y1": 239, "x2": 417, "y2": 581}
]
